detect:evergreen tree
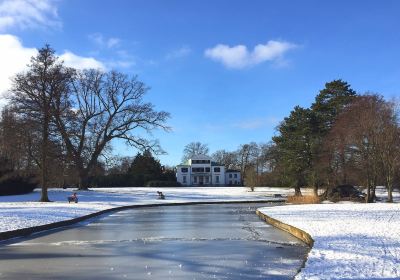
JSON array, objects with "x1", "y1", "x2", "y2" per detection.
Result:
[
  {"x1": 128, "y1": 150, "x2": 163, "y2": 184},
  {"x1": 311, "y1": 80, "x2": 357, "y2": 191},
  {"x1": 272, "y1": 106, "x2": 315, "y2": 195},
  {"x1": 311, "y1": 79, "x2": 357, "y2": 133}
]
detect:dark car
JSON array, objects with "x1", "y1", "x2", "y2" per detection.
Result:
[{"x1": 326, "y1": 184, "x2": 366, "y2": 202}]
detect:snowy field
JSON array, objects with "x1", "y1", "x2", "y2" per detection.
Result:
[
  {"x1": 0, "y1": 186, "x2": 291, "y2": 233},
  {"x1": 259, "y1": 188, "x2": 400, "y2": 279}
]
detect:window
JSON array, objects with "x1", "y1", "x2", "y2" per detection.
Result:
[
  {"x1": 183, "y1": 176, "x2": 187, "y2": 183},
  {"x1": 216, "y1": 175, "x2": 219, "y2": 183},
  {"x1": 205, "y1": 167, "x2": 210, "y2": 172},
  {"x1": 192, "y1": 160, "x2": 210, "y2": 164},
  {"x1": 192, "y1": 167, "x2": 205, "y2": 172},
  {"x1": 205, "y1": 176, "x2": 209, "y2": 184},
  {"x1": 229, "y1": 180, "x2": 232, "y2": 185},
  {"x1": 181, "y1": 167, "x2": 188, "y2": 173},
  {"x1": 214, "y1": 167, "x2": 220, "y2": 172},
  {"x1": 194, "y1": 176, "x2": 197, "y2": 183},
  {"x1": 229, "y1": 174, "x2": 232, "y2": 178},
  {"x1": 234, "y1": 174, "x2": 237, "y2": 178}
]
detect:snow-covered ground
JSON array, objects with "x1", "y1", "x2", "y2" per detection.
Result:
[
  {"x1": 2, "y1": 185, "x2": 400, "y2": 279},
  {"x1": 258, "y1": 187, "x2": 400, "y2": 279},
  {"x1": 0, "y1": 187, "x2": 291, "y2": 233}
]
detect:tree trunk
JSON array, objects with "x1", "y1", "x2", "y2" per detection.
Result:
[
  {"x1": 313, "y1": 182, "x2": 318, "y2": 196},
  {"x1": 294, "y1": 181, "x2": 302, "y2": 196},
  {"x1": 387, "y1": 185, "x2": 393, "y2": 202},
  {"x1": 387, "y1": 174, "x2": 393, "y2": 203},
  {"x1": 40, "y1": 115, "x2": 50, "y2": 202},
  {"x1": 78, "y1": 168, "x2": 90, "y2": 190}
]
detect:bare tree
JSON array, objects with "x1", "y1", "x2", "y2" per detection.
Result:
[
  {"x1": 376, "y1": 100, "x2": 400, "y2": 202},
  {"x1": 182, "y1": 142, "x2": 209, "y2": 163},
  {"x1": 245, "y1": 166, "x2": 258, "y2": 191},
  {"x1": 211, "y1": 149, "x2": 238, "y2": 169},
  {"x1": 9, "y1": 45, "x2": 72, "y2": 201},
  {"x1": 237, "y1": 142, "x2": 259, "y2": 185},
  {"x1": 52, "y1": 69, "x2": 170, "y2": 189},
  {"x1": 324, "y1": 94, "x2": 399, "y2": 202}
]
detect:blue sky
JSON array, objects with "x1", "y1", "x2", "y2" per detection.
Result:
[{"x1": 1, "y1": 0, "x2": 400, "y2": 166}]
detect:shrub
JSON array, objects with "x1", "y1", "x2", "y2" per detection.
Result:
[
  {"x1": 0, "y1": 174, "x2": 38, "y2": 196},
  {"x1": 287, "y1": 195, "x2": 321, "y2": 204},
  {"x1": 146, "y1": 180, "x2": 182, "y2": 187}
]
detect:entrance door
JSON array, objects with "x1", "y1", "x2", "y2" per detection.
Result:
[{"x1": 199, "y1": 176, "x2": 204, "y2": 185}]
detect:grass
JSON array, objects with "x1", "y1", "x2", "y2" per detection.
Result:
[{"x1": 287, "y1": 195, "x2": 321, "y2": 204}]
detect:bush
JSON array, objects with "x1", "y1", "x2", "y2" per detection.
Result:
[
  {"x1": 146, "y1": 180, "x2": 182, "y2": 187},
  {"x1": 0, "y1": 174, "x2": 38, "y2": 196}
]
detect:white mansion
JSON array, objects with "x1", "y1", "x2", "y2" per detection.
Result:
[{"x1": 176, "y1": 155, "x2": 241, "y2": 186}]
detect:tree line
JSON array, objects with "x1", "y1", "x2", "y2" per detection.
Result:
[
  {"x1": 270, "y1": 80, "x2": 399, "y2": 202},
  {"x1": 92, "y1": 150, "x2": 178, "y2": 188},
  {"x1": 0, "y1": 45, "x2": 170, "y2": 201},
  {"x1": 187, "y1": 80, "x2": 399, "y2": 202}
]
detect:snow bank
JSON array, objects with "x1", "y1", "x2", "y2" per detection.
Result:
[{"x1": 258, "y1": 203, "x2": 400, "y2": 279}]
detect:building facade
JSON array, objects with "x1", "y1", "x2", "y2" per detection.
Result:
[
  {"x1": 176, "y1": 155, "x2": 241, "y2": 186},
  {"x1": 225, "y1": 170, "x2": 241, "y2": 186}
]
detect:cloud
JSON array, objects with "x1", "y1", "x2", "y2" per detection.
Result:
[
  {"x1": 166, "y1": 46, "x2": 192, "y2": 60},
  {"x1": 0, "y1": 34, "x2": 105, "y2": 98},
  {"x1": 59, "y1": 51, "x2": 105, "y2": 70},
  {"x1": 232, "y1": 117, "x2": 280, "y2": 130},
  {"x1": 204, "y1": 40, "x2": 297, "y2": 69},
  {"x1": 0, "y1": 0, "x2": 61, "y2": 31},
  {"x1": 89, "y1": 33, "x2": 121, "y2": 49},
  {"x1": 0, "y1": 34, "x2": 37, "y2": 96}
]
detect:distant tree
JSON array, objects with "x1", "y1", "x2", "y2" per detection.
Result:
[
  {"x1": 182, "y1": 142, "x2": 209, "y2": 163},
  {"x1": 236, "y1": 142, "x2": 259, "y2": 183},
  {"x1": 211, "y1": 149, "x2": 238, "y2": 169},
  {"x1": 160, "y1": 166, "x2": 177, "y2": 182},
  {"x1": 106, "y1": 156, "x2": 133, "y2": 175},
  {"x1": 128, "y1": 150, "x2": 163, "y2": 184},
  {"x1": 9, "y1": 45, "x2": 72, "y2": 201},
  {"x1": 245, "y1": 166, "x2": 258, "y2": 191}
]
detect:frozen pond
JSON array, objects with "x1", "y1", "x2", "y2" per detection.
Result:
[{"x1": 0, "y1": 203, "x2": 308, "y2": 279}]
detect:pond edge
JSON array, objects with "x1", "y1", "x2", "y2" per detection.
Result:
[{"x1": 255, "y1": 209, "x2": 314, "y2": 277}]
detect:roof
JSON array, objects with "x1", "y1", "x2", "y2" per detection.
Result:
[
  {"x1": 226, "y1": 169, "x2": 240, "y2": 173},
  {"x1": 191, "y1": 154, "x2": 212, "y2": 160}
]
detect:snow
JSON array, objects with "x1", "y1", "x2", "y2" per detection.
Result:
[
  {"x1": 258, "y1": 187, "x2": 400, "y2": 279},
  {"x1": 0, "y1": 187, "x2": 290, "y2": 233}
]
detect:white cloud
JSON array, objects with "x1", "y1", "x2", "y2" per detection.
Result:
[
  {"x1": 0, "y1": 34, "x2": 37, "y2": 96},
  {"x1": 204, "y1": 40, "x2": 297, "y2": 69},
  {"x1": 59, "y1": 51, "x2": 105, "y2": 70},
  {"x1": 0, "y1": 0, "x2": 61, "y2": 31},
  {"x1": 0, "y1": 34, "x2": 105, "y2": 99},
  {"x1": 166, "y1": 46, "x2": 192, "y2": 60},
  {"x1": 89, "y1": 33, "x2": 121, "y2": 49}
]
